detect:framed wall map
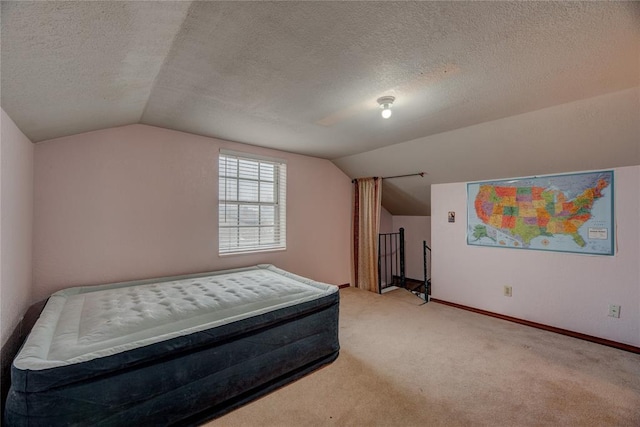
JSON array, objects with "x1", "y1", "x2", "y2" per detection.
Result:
[{"x1": 467, "y1": 170, "x2": 614, "y2": 255}]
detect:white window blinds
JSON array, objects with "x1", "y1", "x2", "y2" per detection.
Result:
[{"x1": 218, "y1": 150, "x2": 287, "y2": 254}]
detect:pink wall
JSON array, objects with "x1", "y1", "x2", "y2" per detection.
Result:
[
  {"x1": 392, "y1": 216, "x2": 430, "y2": 281},
  {"x1": 432, "y1": 166, "x2": 640, "y2": 347},
  {"x1": 33, "y1": 124, "x2": 352, "y2": 301},
  {"x1": 1, "y1": 109, "x2": 34, "y2": 346},
  {"x1": 379, "y1": 207, "x2": 393, "y2": 234}
]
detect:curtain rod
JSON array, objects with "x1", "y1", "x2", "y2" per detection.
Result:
[{"x1": 352, "y1": 172, "x2": 425, "y2": 183}]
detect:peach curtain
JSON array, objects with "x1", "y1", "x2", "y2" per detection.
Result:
[{"x1": 353, "y1": 177, "x2": 381, "y2": 293}]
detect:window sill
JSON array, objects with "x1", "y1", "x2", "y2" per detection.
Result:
[{"x1": 218, "y1": 247, "x2": 287, "y2": 257}]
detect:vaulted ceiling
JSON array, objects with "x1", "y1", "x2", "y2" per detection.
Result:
[{"x1": 2, "y1": 1, "x2": 639, "y2": 214}]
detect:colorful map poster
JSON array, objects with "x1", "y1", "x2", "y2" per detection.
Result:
[{"x1": 467, "y1": 171, "x2": 614, "y2": 255}]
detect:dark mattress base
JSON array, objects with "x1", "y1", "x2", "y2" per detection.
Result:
[
  {"x1": 5, "y1": 292, "x2": 340, "y2": 426},
  {"x1": 182, "y1": 350, "x2": 339, "y2": 427}
]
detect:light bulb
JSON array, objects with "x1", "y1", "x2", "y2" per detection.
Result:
[{"x1": 377, "y1": 96, "x2": 395, "y2": 119}]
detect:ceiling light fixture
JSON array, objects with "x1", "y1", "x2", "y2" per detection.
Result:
[{"x1": 377, "y1": 96, "x2": 395, "y2": 119}]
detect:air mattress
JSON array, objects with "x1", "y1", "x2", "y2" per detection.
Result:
[{"x1": 5, "y1": 265, "x2": 340, "y2": 426}]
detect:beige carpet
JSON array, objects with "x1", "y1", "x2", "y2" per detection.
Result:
[{"x1": 208, "y1": 287, "x2": 640, "y2": 426}]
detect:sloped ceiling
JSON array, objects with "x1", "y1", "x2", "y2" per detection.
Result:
[{"x1": 2, "y1": 1, "x2": 639, "y2": 214}]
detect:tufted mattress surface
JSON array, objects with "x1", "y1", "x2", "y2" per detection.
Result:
[{"x1": 14, "y1": 264, "x2": 338, "y2": 370}]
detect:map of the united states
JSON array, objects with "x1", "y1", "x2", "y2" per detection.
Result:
[{"x1": 471, "y1": 176, "x2": 610, "y2": 249}]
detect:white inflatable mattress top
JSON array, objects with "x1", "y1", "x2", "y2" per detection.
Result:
[{"x1": 14, "y1": 265, "x2": 337, "y2": 370}]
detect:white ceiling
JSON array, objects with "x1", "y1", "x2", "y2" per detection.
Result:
[{"x1": 2, "y1": 1, "x2": 639, "y2": 214}]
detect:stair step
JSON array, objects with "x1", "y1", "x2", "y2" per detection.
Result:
[{"x1": 405, "y1": 281, "x2": 425, "y2": 292}]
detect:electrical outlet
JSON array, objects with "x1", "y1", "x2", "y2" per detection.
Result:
[
  {"x1": 504, "y1": 286, "x2": 512, "y2": 297},
  {"x1": 608, "y1": 304, "x2": 621, "y2": 318}
]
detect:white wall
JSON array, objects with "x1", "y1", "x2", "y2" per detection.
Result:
[
  {"x1": 392, "y1": 216, "x2": 430, "y2": 280},
  {"x1": 1, "y1": 109, "x2": 33, "y2": 346},
  {"x1": 432, "y1": 166, "x2": 640, "y2": 346},
  {"x1": 33, "y1": 124, "x2": 352, "y2": 301}
]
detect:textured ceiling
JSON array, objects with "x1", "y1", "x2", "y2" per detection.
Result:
[{"x1": 2, "y1": 1, "x2": 639, "y2": 214}]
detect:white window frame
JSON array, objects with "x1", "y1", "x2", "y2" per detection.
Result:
[{"x1": 218, "y1": 149, "x2": 286, "y2": 255}]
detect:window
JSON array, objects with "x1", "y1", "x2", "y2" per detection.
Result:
[{"x1": 218, "y1": 150, "x2": 286, "y2": 254}]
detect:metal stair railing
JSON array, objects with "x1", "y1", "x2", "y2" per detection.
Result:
[
  {"x1": 378, "y1": 228, "x2": 405, "y2": 293},
  {"x1": 378, "y1": 229, "x2": 431, "y2": 303},
  {"x1": 423, "y1": 241, "x2": 431, "y2": 303}
]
